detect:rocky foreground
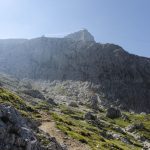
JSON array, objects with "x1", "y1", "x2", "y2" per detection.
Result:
[
  {"x1": 0, "y1": 88, "x2": 67, "y2": 150},
  {"x1": 0, "y1": 74, "x2": 150, "y2": 150}
]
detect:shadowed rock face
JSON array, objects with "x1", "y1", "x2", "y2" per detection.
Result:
[
  {"x1": 0, "y1": 104, "x2": 66, "y2": 150},
  {"x1": 106, "y1": 107, "x2": 121, "y2": 119},
  {"x1": 0, "y1": 104, "x2": 39, "y2": 150},
  {"x1": 0, "y1": 30, "x2": 150, "y2": 112}
]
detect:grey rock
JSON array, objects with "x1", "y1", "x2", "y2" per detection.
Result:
[
  {"x1": 47, "y1": 137, "x2": 67, "y2": 150},
  {"x1": 113, "y1": 126, "x2": 125, "y2": 134},
  {"x1": 100, "y1": 131, "x2": 114, "y2": 140},
  {"x1": 121, "y1": 114, "x2": 130, "y2": 121},
  {"x1": 143, "y1": 141, "x2": 150, "y2": 150},
  {"x1": 89, "y1": 95, "x2": 99, "y2": 110},
  {"x1": 0, "y1": 104, "x2": 66, "y2": 150},
  {"x1": 140, "y1": 112, "x2": 146, "y2": 115},
  {"x1": 47, "y1": 98, "x2": 57, "y2": 106},
  {"x1": 120, "y1": 137, "x2": 132, "y2": 144},
  {"x1": 84, "y1": 112, "x2": 97, "y2": 120},
  {"x1": 19, "y1": 79, "x2": 32, "y2": 89},
  {"x1": 125, "y1": 123, "x2": 144, "y2": 132},
  {"x1": 78, "y1": 101, "x2": 84, "y2": 105},
  {"x1": 23, "y1": 89, "x2": 45, "y2": 100},
  {"x1": 106, "y1": 107, "x2": 121, "y2": 119},
  {"x1": 68, "y1": 102, "x2": 78, "y2": 107},
  {"x1": 0, "y1": 104, "x2": 39, "y2": 150}
]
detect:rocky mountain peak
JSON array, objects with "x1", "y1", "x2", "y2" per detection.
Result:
[
  {"x1": 64, "y1": 29, "x2": 95, "y2": 42},
  {"x1": 0, "y1": 30, "x2": 150, "y2": 113}
]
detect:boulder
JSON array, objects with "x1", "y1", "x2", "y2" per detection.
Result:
[
  {"x1": 23, "y1": 89, "x2": 45, "y2": 100},
  {"x1": 84, "y1": 112, "x2": 97, "y2": 120},
  {"x1": 121, "y1": 114, "x2": 130, "y2": 121},
  {"x1": 125, "y1": 123, "x2": 144, "y2": 132},
  {"x1": 68, "y1": 102, "x2": 78, "y2": 107},
  {"x1": 78, "y1": 101, "x2": 84, "y2": 105},
  {"x1": 120, "y1": 137, "x2": 132, "y2": 144},
  {"x1": 47, "y1": 137, "x2": 67, "y2": 150},
  {"x1": 89, "y1": 95, "x2": 99, "y2": 110},
  {"x1": 47, "y1": 98, "x2": 57, "y2": 106},
  {"x1": 106, "y1": 107, "x2": 121, "y2": 119},
  {"x1": 113, "y1": 126, "x2": 125, "y2": 134},
  {"x1": 19, "y1": 80, "x2": 32, "y2": 89},
  {"x1": 100, "y1": 131, "x2": 114, "y2": 140},
  {"x1": 0, "y1": 82, "x2": 2, "y2": 87}
]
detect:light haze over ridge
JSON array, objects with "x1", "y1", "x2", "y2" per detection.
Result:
[{"x1": 0, "y1": 0, "x2": 149, "y2": 57}]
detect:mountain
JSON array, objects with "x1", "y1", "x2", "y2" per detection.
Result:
[
  {"x1": 0, "y1": 32, "x2": 150, "y2": 150},
  {"x1": 0, "y1": 29, "x2": 150, "y2": 113}
]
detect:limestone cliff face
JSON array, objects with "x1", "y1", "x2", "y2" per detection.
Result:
[
  {"x1": 0, "y1": 30, "x2": 150, "y2": 112},
  {"x1": 64, "y1": 29, "x2": 95, "y2": 42}
]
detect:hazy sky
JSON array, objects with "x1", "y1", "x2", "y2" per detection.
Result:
[{"x1": 0, "y1": 0, "x2": 149, "y2": 57}]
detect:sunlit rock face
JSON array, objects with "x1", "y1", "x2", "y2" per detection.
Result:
[
  {"x1": 64, "y1": 29, "x2": 95, "y2": 42},
  {"x1": 0, "y1": 30, "x2": 150, "y2": 112}
]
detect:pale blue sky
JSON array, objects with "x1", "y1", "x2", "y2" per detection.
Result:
[{"x1": 0, "y1": 0, "x2": 149, "y2": 57}]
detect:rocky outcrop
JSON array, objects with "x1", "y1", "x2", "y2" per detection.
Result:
[
  {"x1": 106, "y1": 107, "x2": 121, "y2": 119},
  {"x1": 19, "y1": 79, "x2": 32, "y2": 89},
  {"x1": 47, "y1": 98, "x2": 57, "y2": 106},
  {"x1": 0, "y1": 104, "x2": 66, "y2": 150},
  {"x1": 68, "y1": 102, "x2": 78, "y2": 107},
  {"x1": 0, "y1": 104, "x2": 39, "y2": 150},
  {"x1": 23, "y1": 90, "x2": 45, "y2": 100},
  {"x1": 84, "y1": 112, "x2": 97, "y2": 121},
  {"x1": 125, "y1": 123, "x2": 144, "y2": 132},
  {"x1": 88, "y1": 95, "x2": 99, "y2": 110}
]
